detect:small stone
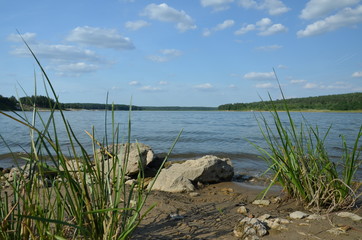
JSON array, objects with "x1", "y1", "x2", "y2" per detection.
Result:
[
  {"x1": 257, "y1": 214, "x2": 271, "y2": 221},
  {"x1": 327, "y1": 227, "x2": 349, "y2": 235},
  {"x1": 252, "y1": 199, "x2": 270, "y2": 206},
  {"x1": 125, "y1": 179, "x2": 137, "y2": 186},
  {"x1": 307, "y1": 214, "x2": 325, "y2": 220},
  {"x1": 189, "y1": 192, "x2": 200, "y2": 197},
  {"x1": 237, "y1": 206, "x2": 248, "y2": 214},
  {"x1": 290, "y1": 211, "x2": 309, "y2": 219},
  {"x1": 279, "y1": 218, "x2": 291, "y2": 224},
  {"x1": 271, "y1": 196, "x2": 282, "y2": 204},
  {"x1": 234, "y1": 217, "x2": 268, "y2": 238},
  {"x1": 337, "y1": 212, "x2": 362, "y2": 221},
  {"x1": 299, "y1": 223, "x2": 310, "y2": 226}
]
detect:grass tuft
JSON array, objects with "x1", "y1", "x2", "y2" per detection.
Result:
[
  {"x1": 252, "y1": 70, "x2": 362, "y2": 212},
  {"x1": 0, "y1": 35, "x2": 180, "y2": 239}
]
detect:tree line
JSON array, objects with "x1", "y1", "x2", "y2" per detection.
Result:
[
  {"x1": 0, "y1": 95, "x2": 140, "y2": 111},
  {"x1": 218, "y1": 92, "x2": 362, "y2": 111}
]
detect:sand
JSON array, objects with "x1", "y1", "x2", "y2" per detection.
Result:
[{"x1": 133, "y1": 181, "x2": 362, "y2": 240}]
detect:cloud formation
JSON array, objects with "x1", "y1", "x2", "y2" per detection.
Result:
[
  {"x1": 255, "y1": 44, "x2": 282, "y2": 51},
  {"x1": 238, "y1": 0, "x2": 290, "y2": 15},
  {"x1": 352, "y1": 71, "x2": 362, "y2": 77},
  {"x1": 147, "y1": 48, "x2": 183, "y2": 62},
  {"x1": 200, "y1": 0, "x2": 234, "y2": 11},
  {"x1": 141, "y1": 3, "x2": 196, "y2": 32},
  {"x1": 244, "y1": 71, "x2": 274, "y2": 79},
  {"x1": 300, "y1": 0, "x2": 360, "y2": 19},
  {"x1": 235, "y1": 18, "x2": 287, "y2": 36},
  {"x1": 203, "y1": 19, "x2": 235, "y2": 36},
  {"x1": 297, "y1": 5, "x2": 362, "y2": 37},
  {"x1": 125, "y1": 20, "x2": 150, "y2": 30},
  {"x1": 66, "y1": 26, "x2": 135, "y2": 50}
]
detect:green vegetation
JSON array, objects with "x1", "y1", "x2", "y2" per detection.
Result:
[
  {"x1": 0, "y1": 96, "x2": 215, "y2": 111},
  {"x1": 252, "y1": 86, "x2": 362, "y2": 212},
  {"x1": 219, "y1": 92, "x2": 362, "y2": 111},
  {"x1": 0, "y1": 39, "x2": 180, "y2": 239},
  {"x1": 0, "y1": 95, "x2": 18, "y2": 110}
]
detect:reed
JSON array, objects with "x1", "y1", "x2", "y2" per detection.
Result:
[
  {"x1": 252, "y1": 71, "x2": 362, "y2": 212},
  {"x1": 0, "y1": 37, "x2": 180, "y2": 239}
]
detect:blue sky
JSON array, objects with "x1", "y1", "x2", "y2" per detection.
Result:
[{"x1": 0, "y1": 0, "x2": 361, "y2": 107}]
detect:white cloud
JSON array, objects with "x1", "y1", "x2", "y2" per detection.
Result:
[
  {"x1": 259, "y1": 23, "x2": 288, "y2": 35},
  {"x1": 141, "y1": 3, "x2": 196, "y2": 32},
  {"x1": 352, "y1": 71, "x2": 362, "y2": 77},
  {"x1": 159, "y1": 81, "x2": 168, "y2": 85},
  {"x1": 255, "y1": 44, "x2": 282, "y2": 51},
  {"x1": 244, "y1": 71, "x2": 274, "y2": 79},
  {"x1": 66, "y1": 26, "x2": 134, "y2": 50},
  {"x1": 194, "y1": 83, "x2": 214, "y2": 90},
  {"x1": 160, "y1": 49, "x2": 182, "y2": 56},
  {"x1": 290, "y1": 79, "x2": 306, "y2": 84},
  {"x1": 125, "y1": 20, "x2": 150, "y2": 30},
  {"x1": 50, "y1": 62, "x2": 99, "y2": 76},
  {"x1": 238, "y1": 0, "x2": 290, "y2": 15},
  {"x1": 234, "y1": 24, "x2": 255, "y2": 35},
  {"x1": 215, "y1": 19, "x2": 235, "y2": 30},
  {"x1": 300, "y1": 0, "x2": 360, "y2": 19},
  {"x1": 203, "y1": 19, "x2": 235, "y2": 36},
  {"x1": 235, "y1": 18, "x2": 287, "y2": 36},
  {"x1": 147, "y1": 55, "x2": 168, "y2": 63},
  {"x1": 303, "y1": 82, "x2": 318, "y2": 88},
  {"x1": 297, "y1": 5, "x2": 362, "y2": 37},
  {"x1": 255, "y1": 82, "x2": 274, "y2": 88},
  {"x1": 277, "y1": 64, "x2": 287, "y2": 69},
  {"x1": 10, "y1": 42, "x2": 102, "y2": 63},
  {"x1": 140, "y1": 85, "x2": 162, "y2": 91},
  {"x1": 147, "y1": 48, "x2": 183, "y2": 62},
  {"x1": 8, "y1": 32, "x2": 37, "y2": 43},
  {"x1": 129, "y1": 81, "x2": 140, "y2": 86},
  {"x1": 201, "y1": 0, "x2": 234, "y2": 11}
]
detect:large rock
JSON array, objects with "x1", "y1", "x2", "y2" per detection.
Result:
[
  {"x1": 150, "y1": 155, "x2": 234, "y2": 192},
  {"x1": 97, "y1": 143, "x2": 155, "y2": 176}
]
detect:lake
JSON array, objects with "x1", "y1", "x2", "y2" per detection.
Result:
[{"x1": 0, "y1": 110, "x2": 361, "y2": 178}]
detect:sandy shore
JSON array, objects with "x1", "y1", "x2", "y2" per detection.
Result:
[{"x1": 133, "y1": 181, "x2": 362, "y2": 240}]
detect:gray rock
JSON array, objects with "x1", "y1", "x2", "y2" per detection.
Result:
[
  {"x1": 234, "y1": 217, "x2": 268, "y2": 239},
  {"x1": 290, "y1": 211, "x2": 309, "y2": 219},
  {"x1": 98, "y1": 143, "x2": 155, "y2": 176},
  {"x1": 149, "y1": 155, "x2": 233, "y2": 192},
  {"x1": 252, "y1": 199, "x2": 270, "y2": 206},
  {"x1": 337, "y1": 212, "x2": 362, "y2": 221}
]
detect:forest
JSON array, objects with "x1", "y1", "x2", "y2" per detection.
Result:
[{"x1": 218, "y1": 92, "x2": 362, "y2": 111}]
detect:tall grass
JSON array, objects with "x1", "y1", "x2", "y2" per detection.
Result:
[
  {"x1": 0, "y1": 37, "x2": 180, "y2": 239},
  {"x1": 253, "y1": 71, "x2": 362, "y2": 212}
]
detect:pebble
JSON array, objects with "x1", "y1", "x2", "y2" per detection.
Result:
[
  {"x1": 307, "y1": 214, "x2": 325, "y2": 220},
  {"x1": 189, "y1": 192, "x2": 200, "y2": 197},
  {"x1": 252, "y1": 199, "x2": 270, "y2": 206},
  {"x1": 236, "y1": 206, "x2": 248, "y2": 214},
  {"x1": 289, "y1": 211, "x2": 309, "y2": 219}
]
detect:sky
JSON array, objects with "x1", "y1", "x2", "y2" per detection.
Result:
[{"x1": 0, "y1": 0, "x2": 362, "y2": 107}]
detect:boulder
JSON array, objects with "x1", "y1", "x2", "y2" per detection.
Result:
[
  {"x1": 150, "y1": 155, "x2": 233, "y2": 192},
  {"x1": 97, "y1": 143, "x2": 155, "y2": 176}
]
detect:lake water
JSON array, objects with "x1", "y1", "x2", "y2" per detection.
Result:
[{"x1": 0, "y1": 110, "x2": 361, "y2": 178}]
